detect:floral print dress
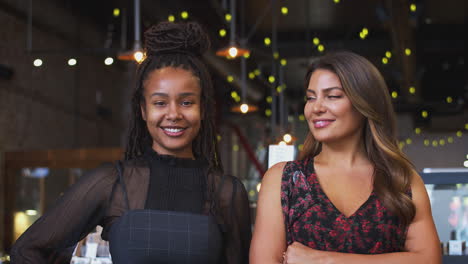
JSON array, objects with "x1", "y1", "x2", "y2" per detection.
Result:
[{"x1": 281, "y1": 157, "x2": 409, "y2": 254}]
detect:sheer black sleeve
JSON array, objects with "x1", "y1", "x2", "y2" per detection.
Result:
[
  {"x1": 10, "y1": 163, "x2": 117, "y2": 264},
  {"x1": 219, "y1": 175, "x2": 252, "y2": 264}
]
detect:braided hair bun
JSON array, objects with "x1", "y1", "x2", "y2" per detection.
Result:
[{"x1": 144, "y1": 21, "x2": 210, "y2": 57}]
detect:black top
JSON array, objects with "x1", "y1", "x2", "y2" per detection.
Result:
[{"x1": 11, "y1": 152, "x2": 251, "y2": 264}]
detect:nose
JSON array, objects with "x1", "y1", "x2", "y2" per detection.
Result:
[
  {"x1": 311, "y1": 97, "x2": 326, "y2": 114},
  {"x1": 166, "y1": 103, "x2": 182, "y2": 121}
]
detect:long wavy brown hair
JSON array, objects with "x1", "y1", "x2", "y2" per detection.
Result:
[{"x1": 299, "y1": 51, "x2": 416, "y2": 227}]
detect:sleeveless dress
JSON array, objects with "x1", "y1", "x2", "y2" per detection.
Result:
[
  {"x1": 281, "y1": 157, "x2": 410, "y2": 254},
  {"x1": 108, "y1": 161, "x2": 223, "y2": 264}
]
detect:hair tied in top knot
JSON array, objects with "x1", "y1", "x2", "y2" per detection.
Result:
[{"x1": 144, "y1": 21, "x2": 210, "y2": 57}]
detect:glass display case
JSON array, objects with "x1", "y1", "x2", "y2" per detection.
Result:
[{"x1": 422, "y1": 168, "x2": 468, "y2": 264}]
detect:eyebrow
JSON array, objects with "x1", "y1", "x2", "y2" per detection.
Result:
[
  {"x1": 307, "y1": 87, "x2": 343, "y2": 93},
  {"x1": 150, "y1": 92, "x2": 199, "y2": 98}
]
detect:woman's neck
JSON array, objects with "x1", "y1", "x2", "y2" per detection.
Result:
[{"x1": 315, "y1": 137, "x2": 369, "y2": 169}]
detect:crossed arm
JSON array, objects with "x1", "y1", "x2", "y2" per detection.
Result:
[{"x1": 249, "y1": 162, "x2": 442, "y2": 264}]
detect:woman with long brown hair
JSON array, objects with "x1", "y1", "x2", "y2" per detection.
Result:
[
  {"x1": 12, "y1": 21, "x2": 251, "y2": 264},
  {"x1": 250, "y1": 51, "x2": 440, "y2": 263}
]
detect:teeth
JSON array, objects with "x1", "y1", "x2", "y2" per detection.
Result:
[{"x1": 164, "y1": 128, "x2": 183, "y2": 133}]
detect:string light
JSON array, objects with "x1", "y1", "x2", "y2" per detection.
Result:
[
  {"x1": 233, "y1": 144, "x2": 239, "y2": 151},
  {"x1": 421, "y1": 110, "x2": 428, "y2": 118},
  {"x1": 227, "y1": 75, "x2": 234, "y2": 82},
  {"x1": 219, "y1": 29, "x2": 227, "y2": 37},
  {"x1": 465, "y1": 123, "x2": 468, "y2": 130},
  {"x1": 298, "y1": 144, "x2": 304, "y2": 151},
  {"x1": 273, "y1": 52, "x2": 279, "y2": 59},
  {"x1": 299, "y1": 114, "x2": 305, "y2": 121},
  {"x1": 415, "y1": 127, "x2": 421, "y2": 134},
  {"x1": 391, "y1": 91, "x2": 398, "y2": 98},
  {"x1": 448, "y1": 137, "x2": 454, "y2": 143},
  {"x1": 133, "y1": 51, "x2": 144, "y2": 63},
  {"x1": 405, "y1": 48, "x2": 412, "y2": 56},
  {"x1": 456, "y1": 131, "x2": 463, "y2": 137},
  {"x1": 254, "y1": 69, "x2": 261, "y2": 76},
  {"x1": 33, "y1": 59, "x2": 43, "y2": 67},
  {"x1": 104, "y1": 57, "x2": 114, "y2": 65},
  {"x1": 243, "y1": 52, "x2": 250, "y2": 59},
  {"x1": 265, "y1": 109, "x2": 272, "y2": 117},
  {"x1": 168, "y1": 15, "x2": 175, "y2": 22},
  {"x1": 313, "y1": 37, "x2": 320, "y2": 45},
  {"x1": 409, "y1": 86, "x2": 416, "y2": 94},
  {"x1": 318, "y1": 44, "x2": 325, "y2": 52},
  {"x1": 385, "y1": 51, "x2": 392, "y2": 58},
  {"x1": 410, "y1": 3, "x2": 417, "y2": 12},
  {"x1": 180, "y1": 11, "x2": 189, "y2": 19},
  {"x1": 382, "y1": 57, "x2": 389, "y2": 64},
  {"x1": 446, "y1": 96, "x2": 453, "y2": 103},
  {"x1": 248, "y1": 72, "x2": 255, "y2": 79},
  {"x1": 280, "y1": 59, "x2": 287, "y2": 66},
  {"x1": 281, "y1": 7, "x2": 288, "y2": 15},
  {"x1": 334, "y1": 0, "x2": 340, "y2": 3},
  {"x1": 423, "y1": 139, "x2": 430, "y2": 146},
  {"x1": 68, "y1": 58, "x2": 77, "y2": 66},
  {"x1": 231, "y1": 91, "x2": 238, "y2": 98},
  {"x1": 113, "y1": 8, "x2": 120, "y2": 17},
  {"x1": 268, "y1": 76, "x2": 276, "y2": 83},
  {"x1": 264, "y1": 37, "x2": 271, "y2": 46},
  {"x1": 406, "y1": 138, "x2": 412, "y2": 144},
  {"x1": 360, "y1": 28, "x2": 369, "y2": 39},
  {"x1": 225, "y1": 13, "x2": 232, "y2": 22},
  {"x1": 266, "y1": 96, "x2": 273, "y2": 103}
]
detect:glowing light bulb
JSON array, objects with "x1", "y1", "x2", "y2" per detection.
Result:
[
  {"x1": 228, "y1": 47, "x2": 238, "y2": 57},
  {"x1": 168, "y1": 15, "x2": 175, "y2": 22},
  {"x1": 283, "y1": 133, "x2": 292, "y2": 143},
  {"x1": 180, "y1": 11, "x2": 189, "y2": 19},
  {"x1": 264, "y1": 37, "x2": 271, "y2": 46},
  {"x1": 280, "y1": 59, "x2": 287, "y2": 66},
  {"x1": 33, "y1": 59, "x2": 43, "y2": 67},
  {"x1": 279, "y1": 141, "x2": 287, "y2": 146},
  {"x1": 265, "y1": 109, "x2": 272, "y2": 117},
  {"x1": 382, "y1": 57, "x2": 389, "y2": 64},
  {"x1": 227, "y1": 75, "x2": 234, "y2": 83},
  {"x1": 68, "y1": 58, "x2": 77, "y2": 66},
  {"x1": 219, "y1": 29, "x2": 227, "y2": 37},
  {"x1": 313, "y1": 37, "x2": 320, "y2": 45},
  {"x1": 391, "y1": 91, "x2": 398, "y2": 98},
  {"x1": 405, "y1": 48, "x2": 412, "y2": 56},
  {"x1": 318, "y1": 44, "x2": 325, "y2": 52},
  {"x1": 113, "y1": 8, "x2": 120, "y2": 17},
  {"x1": 415, "y1": 127, "x2": 421, "y2": 134},
  {"x1": 409, "y1": 86, "x2": 416, "y2": 94},
  {"x1": 268, "y1": 76, "x2": 275, "y2": 83},
  {"x1": 385, "y1": 51, "x2": 392, "y2": 58},
  {"x1": 133, "y1": 51, "x2": 144, "y2": 62},
  {"x1": 225, "y1": 13, "x2": 232, "y2": 22},
  {"x1": 240, "y1": 103, "x2": 249, "y2": 114},
  {"x1": 421, "y1": 110, "x2": 428, "y2": 118},
  {"x1": 104, "y1": 57, "x2": 114, "y2": 65},
  {"x1": 281, "y1": 7, "x2": 288, "y2": 15},
  {"x1": 446, "y1": 96, "x2": 453, "y2": 103}
]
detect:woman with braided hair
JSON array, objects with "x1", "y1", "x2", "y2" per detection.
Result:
[{"x1": 12, "y1": 21, "x2": 251, "y2": 264}]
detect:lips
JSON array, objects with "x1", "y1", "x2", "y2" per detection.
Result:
[
  {"x1": 312, "y1": 119, "x2": 334, "y2": 128},
  {"x1": 161, "y1": 126, "x2": 187, "y2": 137}
]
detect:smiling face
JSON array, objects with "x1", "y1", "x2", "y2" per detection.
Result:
[
  {"x1": 304, "y1": 69, "x2": 365, "y2": 144},
  {"x1": 141, "y1": 67, "x2": 202, "y2": 158}
]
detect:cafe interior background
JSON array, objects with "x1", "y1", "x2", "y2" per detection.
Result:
[{"x1": 0, "y1": 0, "x2": 467, "y2": 262}]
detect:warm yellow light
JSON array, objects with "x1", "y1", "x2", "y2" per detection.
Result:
[
  {"x1": 432, "y1": 140, "x2": 438, "y2": 147},
  {"x1": 456, "y1": 131, "x2": 463, "y2": 137},
  {"x1": 68, "y1": 58, "x2": 77, "y2": 66},
  {"x1": 133, "y1": 51, "x2": 144, "y2": 62},
  {"x1": 423, "y1": 139, "x2": 430, "y2": 146},
  {"x1": 334, "y1": 0, "x2": 340, "y2": 3},
  {"x1": 33, "y1": 59, "x2": 43, "y2": 67},
  {"x1": 228, "y1": 47, "x2": 238, "y2": 57},
  {"x1": 313, "y1": 37, "x2": 320, "y2": 45},
  {"x1": 168, "y1": 15, "x2": 175, "y2": 22},
  {"x1": 391, "y1": 91, "x2": 398, "y2": 98},
  {"x1": 446, "y1": 96, "x2": 453, "y2": 103},
  {"x1": 281, "y1": 6, "x2": 288, "y2": 15},
  {"x1": 318, "y1": 44, "x2": 325, "y2": 52},
  {"x1": 465, "y1": 123, "x2": 468, "y2": 130},
  {"x1": 359, "y1": 32, "x2": 366, "y2": 39},
  {"x1": 217, "y1": 135, "x2": 221, "y2": 142},
  {"x1": 273, "y1": 52, "x2": 279, "y2": 59},
  {"x1": 298, "y1": 144, "x2": 304, "y2": 151},
  {"x1": 225, "y1": 13, "x2": 232, "y2": 22},
  {"x1": 240, "y1": 103, "x2": 249, "y2": 114},
  {"x1": 181, "y1": 11, "x2": 189, "y2": 19},
  {"x1": 219, "y1": 29, "x2": 227, "y2": 37},
  {"x1": 362, "y1": 28, "x2": 369, "y2": 35},
  {"x1": 266, "y1": 96, "x2": 273, "y2": 103},
  {"x1": 231, "y1": 91, "x2": 238, "y2": 98},
  {"x1": 256, "y1": 183, "x2": 262, "y2": 192},
  {"x1": 113, "y1": 8, "x2": 120, "y2": 17},
  {"x1": 382, "y1": 57, "x2": 389, "y2": 64},
  {"x1": 243, "y1": 52, "x2": 250, "y2": 58},
  {"x1": 406, "y1": 138, "x2": 412, "y2": 145},
  {"x1": 254, "y1": 69, "x2": 261, "y2": 76},
  {"x1": 268, "y1": 75, "x2": 275, "y2": 83},
  {"x1": 439, "y1": 139, "x2": 445, "y2": 146},
  {"x1": 410, "y1": 3, "x2": 417, "y2": 12},
  {"x1": 448, "y1": 137, "x2": 454, "y2": 143},
  {"x1": 405, "y1": 48, "x2": 412, "y2": 56},
  {"x1": 248, "y1": 72, "x2": 255, "y2": 79},
  {"x1": 409, "y1": 86, "x2": 416, "y2": 94},
  {"x1": 280, "y1": 59, "x2": 287, "y2": 66},
  {"x1": 104, "y1": 57, "x2": 114, "y2": 65},
  {"x1": 464, "y1": 161, "x2": 468, "y2": 168},
  {"x1": 421, "y1": 110, "x2": 428, "y2": 118},
  {"x1": 415, "y1": 127, "x2": 421, "y2": 134},
  {"x1": 233, "y1": 144, "x2": 239, "y2": 151},
  {"x1": 398, "y1": 142, "x2": 405, "y2": 149},
  {"x1": 25, "y1": 210, "x2": 37, "y2": 216},
  {"x1": 265, "y1": 109, "x2": 272, "y2": 117},
  {"x1": 234, "y1": 96, "x2": 241, "y2": 102},
  {"x1": 277, "y1": 86, "x2": 282, "y2": 93},
  {"x1": 279, "y1": 141, "x2": 287, "y2": 146},
  {"x1": 264, "y1": 37, "x2": 271, "y2": 46},
  {"x1": 227, "y1": 75, "x2": 234, "y2": 82},
  {"x1": 283, "y1": 133, "x2": 292, "y2": 143},
  {"x1": 299, "y1": 114, "x2": 305, "y2": 121},
  {"x1": 385, "y1": 51, "x2": 392, "y2": 58}
]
